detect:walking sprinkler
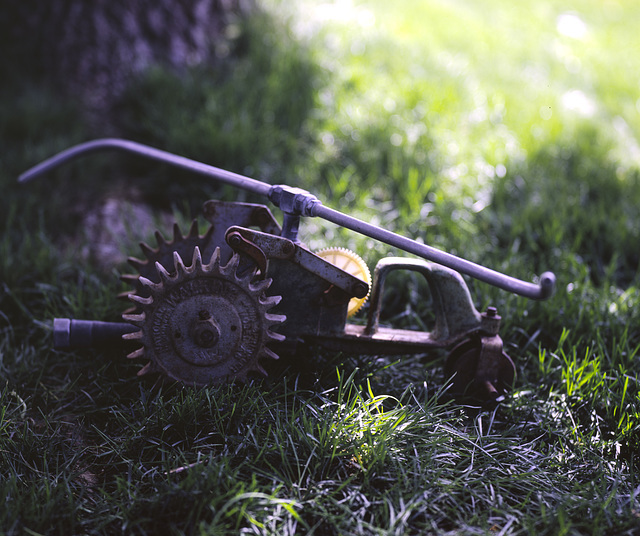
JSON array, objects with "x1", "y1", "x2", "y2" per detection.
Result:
[{"x1": 20, "y1": 139, "x2": 556, "y2": 404}]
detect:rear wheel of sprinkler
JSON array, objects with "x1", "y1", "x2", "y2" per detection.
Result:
[{"x1": 444, "y1": 338, "x2": 516, "y2": 404}]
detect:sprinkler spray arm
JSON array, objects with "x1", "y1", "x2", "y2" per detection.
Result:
[{"x1": 19, "y1": 138, "x2": 555, "y2": 300}]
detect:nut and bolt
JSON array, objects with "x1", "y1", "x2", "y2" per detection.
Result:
[
  {"x1": 228, "y1": 233, "x2": 242, "y2": 247},
  {"x1": 282, "y1": 242, "x2": 295, "y2": 255}
]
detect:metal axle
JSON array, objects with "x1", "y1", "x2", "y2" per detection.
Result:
[{"x1": 53, "y1": 318, "x2": 137, "y2": 348}]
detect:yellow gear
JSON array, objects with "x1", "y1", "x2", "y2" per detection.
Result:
[{"x1": 316, "y1": 247, "x2": 371, "y2": 317}]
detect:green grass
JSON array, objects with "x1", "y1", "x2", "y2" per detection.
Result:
[{"x1": 2, "y1": 0, "x2": 640, "y2": 534}]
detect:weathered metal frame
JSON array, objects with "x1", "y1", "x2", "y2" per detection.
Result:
[
  {"x1": 22, "y1": 138, "x2": 558, "y2": 400},
  {"x1": 20, "y1": 138, "x2": 556, "y2": 300}
]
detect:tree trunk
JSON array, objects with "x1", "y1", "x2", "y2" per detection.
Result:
[{"x1": 1, "y1": 0, "x2": 251, "y2": 112}]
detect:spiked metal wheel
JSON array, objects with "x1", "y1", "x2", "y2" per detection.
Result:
[
  {"x1": 123, "y1": 246, "x2": 285, "y2": 385},
  {"x1": 121, "y1": 220, "x2": 216, "y2": 300}
]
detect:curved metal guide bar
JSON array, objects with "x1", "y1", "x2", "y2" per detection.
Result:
[
  {"x1": 19, "y1": 138, "x2": 272, "y2": 196},
  {"x1": 19, "y1": 138, "x2": 555, "y2": 300}
]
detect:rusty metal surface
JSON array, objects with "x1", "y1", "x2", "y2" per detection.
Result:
[
  {"x1": 226, "y1": 226, "x2": 369, "y2": 300},
  {"x1": 444, "y1": 333, "x2": 516, "y2": 404},
  {"x1": 122, "y1": 246, "x2": 285, "y2": 385},
  {"x1": 310, "y1": 258, "x2": 501, "y2": 356},
  {"x1": 202, "y1": 200, "x2": 281, "y2": 265},
  {"x1": 56, "y1": 224, "x2": 506, "y2": 370},
  {"x1": 364, "y1": 257, "x2": 483, "y2": 340},
  {"x1": 475, "y1": 335, "x2": 508, "y2": 399},
  {"x1": 226, "y1": 231, "x2": 268, "y2": 274},
  {"x1": 223, "y1": 227, "x2": 365, "y2": 337},
  {"x1": 311, "y1": 324, "x2": 465, "y2": 355},
  {"x1": 266, "y1": 258, "x2": 350, "y2": 338}
]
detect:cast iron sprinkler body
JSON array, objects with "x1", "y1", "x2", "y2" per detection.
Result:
[{"x1": 20, "y1": 139, "x2": 556, "y2": 404}]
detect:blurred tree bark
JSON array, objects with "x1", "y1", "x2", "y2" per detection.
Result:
[{"x1": 1, "y1": 0, "x2": 251, "y2": 113}]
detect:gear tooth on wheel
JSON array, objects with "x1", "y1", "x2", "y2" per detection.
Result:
[
  {"x1": 117, "y1": 290, "x2": 132, "y2": 301},
  {"x1": 250, "y1": 278, "x2": 272, "y2": 294},
  {"x1": 260, "y1": 294, "x2": 282, "y2": 308},
  {"x1": 126, "y1": 222, "x2": 216, "y2": 282},
  {"x1": 122, "y1": 312, "x2": 146, "y2": 326},
  {"x1": 202, "y1": 224, "x2": 215, "y2": 242},
  {"x1": 254, "y1": 364, "x2": 269, "y2": 377},
  {"x1": 265, "y1": 312, "x2": 286, "y2": 327},
  {"x1": 154, "y1": 230, "x2": 167, "y2": 247},
  {"x1": 172, "y1": 222, "x2": 183, "y2": 243},
  {"x1": 263, "y1": 348, "x2": 280, "y2": 361},
  {"x1": 137, "y1": 361, "x2": 153, "y2": 376},
  {"x1": 127, "y1": 257, "x2": 146, "y2": 272},
  {"x1": 120, "y1": 273, "x2": 139, "y2": 284},
  {"x1": 138, "y1": 276, "x2": 162, "y2": 292},
  {"x1": 265, "y1": 329, "x2": 286, "y2": 343},
  {"x1": 186, "y1": 220, "x2": 199, "y2": 239},
  {"x1": 155, "y1": 261, "x2": 173, "y2": 283},
  {"x1": 173, "y1": 251, "x2": 187, "y2": 276},
  {"x1": 207, "y1": 247, "x2": 221, "y2": 270},
  {"x1": 222, "y1": 252, "x2": 240, "y2": 276},
  {"x1": 127, "y1": 347, "x2": 145, "y2": 360},
  {"x1": 123, "y1": 330, "x2": 143, "y2": 341},
  {"x1": 128, "y1": 293, "x2": 154, "y2": 306},
  {"x1": 191, "y1": 246, "x2": 204, "y2": 271},
  {"x1": 140, "y1": 241, "x2": 157, "y2": 260},
  {"x1": 236, "y1": 265, "x2": 258, "y2": 283}
]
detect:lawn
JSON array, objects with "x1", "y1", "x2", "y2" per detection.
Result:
[{"x1": 1, "y1": 0, "x2": 639, "y2": 534}]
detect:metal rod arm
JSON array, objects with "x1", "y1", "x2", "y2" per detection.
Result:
[
  {"x1": 19, "y1": 138, "x2": 555, "y2": 299},
  {"x1": 18, "y1": 138, "x2": 272, "y2": 196},
  {"x1": 311, "y1": 204, "x2": 555, "y2": 300}
]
